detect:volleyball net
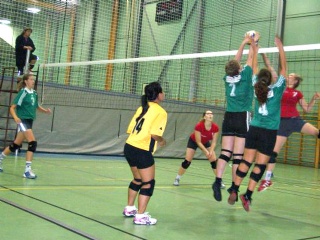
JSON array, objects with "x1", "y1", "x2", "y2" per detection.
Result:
[{"x1": 38, "y1": 44, "x2": 320, "y2": 112}]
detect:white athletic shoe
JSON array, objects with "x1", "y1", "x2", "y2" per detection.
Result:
[
  {"x1": 23, "y1": 169, "x2": 37, "y2": 179},
  {"x1": 133, "y1": 213, "x2": 157, "y2": 225},
  {"x1": 173, "y1": 178, "x2": 180, "y2": 186},
  {"x1": 123, "y1": 206, "x2": 137, "y2": 217}
]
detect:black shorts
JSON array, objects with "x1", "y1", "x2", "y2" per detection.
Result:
[
  {"x1": 187, "y1": 137, "x2": 210, "y2": 150},
  {"x1": 222, "y1": 111, "x2": 251, "y2": 138},
  {"x1": 277, "y1": 117, "x2": 306, "y2": 137},
  {"x1": 124, "y1": 143, "x2": 154, "y2": 169},
  {"x1": 18, "y1": 119, "x2": 33, "y2": 132},
  {"x1": 245, "y1": 125, "x2": 277, "y2": 156}
]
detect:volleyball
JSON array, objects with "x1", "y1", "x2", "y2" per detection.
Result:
[{"x1": 245, "y1": 30, "x2": 260, "y2": 44}]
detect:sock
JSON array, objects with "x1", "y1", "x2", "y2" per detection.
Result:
[
  {"x1": 176, "y1": 175, "x2": 181, "y2": 179},
  {"x1": 234, "y1": 185, "x2": 240, "y2": 192},
  {"x1": 25, "y1": 161, "x2": 32, "y2": 171},
  {"x1": 0, "y1": 152, "x2": 6, "y2": 160},
  {"x1": 265, "y1": 171, "x2": 272, "y2": 181},
  {"x1": 215, "y1": 177, "x2": 222, "y2": 184},
  {"x1": 231, "y1": 181, "x2": 235, "y2": 188},
  {"x1": 245, "y1": 189, "x2": 253, "y2": 200}
]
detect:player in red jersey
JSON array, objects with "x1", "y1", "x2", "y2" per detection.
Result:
[
  {"x1": 173, "y1": 110, "x2": 220, "y2": 186},
  {"x1": 258, "y1": 54, "x2": 320, "y2": 192}
]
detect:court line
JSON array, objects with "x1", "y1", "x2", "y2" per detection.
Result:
[
  {"x1": 0, "y1": 196, "x2": 97, "y2": 240},
  {"x1": 0, "y1": 185, "x2": 147, "y2": 240}
]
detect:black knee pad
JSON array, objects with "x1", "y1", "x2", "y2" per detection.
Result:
[
  {"x1": 140, "y1": 179, "x2": 155, "y2": 197},
  {"x1": 268, "y1": 151, "x2": 278, "y2": 164},
  {"x1": 233, "y1": 153, "x2": 243, "y2": 165},
  {"x1": 236, "y1": 168, "x2": 248, "y2": 178},
  {"x1": 250, "y1": 164, "x2": 267, "y2": 182},
  {"x1": 318, "y1": 130, "x2": 320, "y2": 139},
  {"x1": 219, "y1": 154, "x2": 231, "y2": 163},
  {"x1": 9, "y1": 143, "x2": 20, "y2": 152},
  {"x1": 236, "y1": 159, "x2": 252, "y2": 178},
  {"x1": 129, "y1": 179, "x2": 142, "y2": 192},
  {"x1": 181, "y1": 159, "x2": 191, "y2": 169},
  {"x1": 210, "y1": 161, "x2": 216, "y2": 169},
  {"x1": 27, "y1": 141, "x2": 37, "y2": 152}
]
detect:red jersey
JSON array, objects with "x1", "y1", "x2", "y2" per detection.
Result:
[
  {"x1": 190, "y1": 121, "x2": 219, "y2": 144},
  {"x1": 281, "y1": 87, "x2": 303, "y2": 118}
]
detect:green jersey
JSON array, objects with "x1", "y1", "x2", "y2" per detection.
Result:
[
  {"x1": 13, "y1": 88, "x2": 39, "y2": 120},
  {"x1": 250, "y1": 75, "x2": 286, "y2": 130},
  {"x1": 223, "y1": 65, "x2": 253, "y2": 112}
]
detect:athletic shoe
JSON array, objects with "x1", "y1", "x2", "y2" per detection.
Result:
[
  {"x1": 258, "y1": 180, "x2": 273, "y2": 192},
  {"x1": 240, "y1": 194, "x2": 251, "y2": 212},
  {"x1": 123, "y1": 206, "x2": 137, "y2": 217},
  {"x1": 173, "y1": 178, "x2": 180, "y2": 186},
  {"x1": 227, "y1": 189, "x2": 238, "y2": 205},
  {"x1": 212, "y1": 181, "x2": 222, "y2": 201},
  {"x1": 220, "y1": 181, "x2": 226, "y2": 189},
  {"x1": 23, "y1": 169, "x2": 37, "y2": 179},
  {"x1": 133, "y1": 213, "x2": 157, "y2": 225}
]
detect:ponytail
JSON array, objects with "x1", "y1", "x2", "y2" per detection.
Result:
[
  {"x1": 254, "y1": 69, "x2": 272, "y2": 105},
  {"x1": 135, "y1": 82, "x2": 162, "y2": 122}
]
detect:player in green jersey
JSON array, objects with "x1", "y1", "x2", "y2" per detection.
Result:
[
  {"x1": 212, "y1": 35, "x2": 255, "y2": 202},
  {"x1": 0, "y1": 74, "x2": 51, "y2": 179},
  {"x1": 228, "y1": 36, "x2": 287, "y2": 212}
]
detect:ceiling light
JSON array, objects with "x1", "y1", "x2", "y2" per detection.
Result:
[
  {"x1": 0, "y1": 19, "x2": 11, "y2": 25},
  {"x1": 26, "y1": 7, "x2": 41, "y2": 14}
]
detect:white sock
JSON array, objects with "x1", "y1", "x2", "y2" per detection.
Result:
[
  {"x1": 176, "y1": 175, "x2": 181, "y2": 179},
  {"x1": 265, "y1": 171, "x2": 272, "y2": 181},
  {"x1": 25, "y1": 161, "x2": 32, "y2": 171}
]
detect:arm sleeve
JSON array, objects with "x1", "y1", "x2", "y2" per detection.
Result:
[{"x1": 150, "y1": 111, "x2": 167, "y2": 137}]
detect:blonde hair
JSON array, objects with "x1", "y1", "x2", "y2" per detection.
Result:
[{"x1": 17, "y1": 74, "x2": 33, "y2": 91}]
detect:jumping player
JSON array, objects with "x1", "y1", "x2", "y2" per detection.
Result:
[
  {"x1": 228, "y1": 36, "x2": 286, "y2": 211},
  {"x1": 212, "y1": 35, "x2": 255, "y2": 202}
]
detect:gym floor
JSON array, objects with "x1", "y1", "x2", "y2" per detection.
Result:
[{"x1": 0, "y1": 153, "x2": 319, "y2": 240}]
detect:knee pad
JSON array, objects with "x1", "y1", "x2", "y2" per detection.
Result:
[
  {"x1": 268, "y1": 152, "x2": 278, "y2": 164},
  {"x1": 250, "y1": 164, "x2": 267, "y2": 182},
  {"x1": 236, "y1": 168, "x2": 248, "y2": 178},
  {"x1": 27, "y1": 141, "x2": 37, "y2": 153},
  {"x1": 233, "y1": 153, "x2": 243, "y2": 165},
  {"x1": 181, "y1": 159, "x2": 191, "y2": 169},
  {"x1": 140, "y1": 179, "x2": 155, "y2": 197},
  {"x1": 9, "y1": 143, "x2": 20, "y2": 152},
  {"x1": 129, "y1": 179, "x2": 142, "y2": 192},
  {"x1": 210, "y1": 161, "x2": 216, "y2": 169},
  {"x1": 236, "y1": 159, "x2": 252, "y2": 178},
  {"x1": 219, "y1": 154, "x2": 231, "y2": 163}
]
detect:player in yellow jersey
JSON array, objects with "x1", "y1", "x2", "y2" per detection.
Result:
[{"x1": 123, "y1": 82, "x2": 167, "y2": 225}]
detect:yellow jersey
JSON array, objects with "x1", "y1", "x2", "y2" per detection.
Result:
[{"x1": 126, "y1": 102, "x2": 167, "y2": 153}]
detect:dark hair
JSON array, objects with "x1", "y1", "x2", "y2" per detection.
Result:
[
  {"x1": 17, "y1": 74, "x2": 33, "y2": 91},
  {"x1": 21, "y1": 27, "x2": 32, "y2": 35},
  {"x1": 225, "y1": 60, "x2": 240, "y2": 77},
  {"x1": 200, "y1": 110, "x2": 213, "y2": 122},
  {"x1": 136, "y1": 82, "x2": 163, "y2": 122},
  {"x1": 254, "y1": 68, "x2": 272, "y2": 105},
  {"x1": 291, "y1": 73, "x2": 303, "y2": 89}
]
